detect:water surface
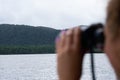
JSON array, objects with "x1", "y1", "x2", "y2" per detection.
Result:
[{"x1": 0, "y1": 54, "x2": 116, "y2": 80}]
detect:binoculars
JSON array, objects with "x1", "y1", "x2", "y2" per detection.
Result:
[{"x1": 81, "y1": 23, "x2": 104, "y2": 52}]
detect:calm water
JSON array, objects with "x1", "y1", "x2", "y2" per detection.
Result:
[{"x1": 0, "y1": 54, "x2": 116, "y2": 80}]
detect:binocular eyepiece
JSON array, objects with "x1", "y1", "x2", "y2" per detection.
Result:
[{"x1": 81, "y1": 23, "x2": 104, "y2": 52}]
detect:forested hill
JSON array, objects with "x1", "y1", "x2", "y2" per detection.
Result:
[
  {"x1": 0, "y1": 24, "x2": 102, "y2": 54},
  {"x1": 0, "y1": 24, "x2": 60, "y2": 45}
]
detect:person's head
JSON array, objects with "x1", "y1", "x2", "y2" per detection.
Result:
[
  {"x1": 105, "y1": 0, "x2": 120, "y2": 78},
  {"x1": 106, "y1": 0, "x2": 120, "y2": 39}
]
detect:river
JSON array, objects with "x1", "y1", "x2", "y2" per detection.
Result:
[{"x1": 0, "y1": 54, "x2": 116, "y2": 80}]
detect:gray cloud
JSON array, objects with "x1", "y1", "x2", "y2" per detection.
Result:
[{"x1": 0, "y1": 0, "x2": 109, "y2": 29}]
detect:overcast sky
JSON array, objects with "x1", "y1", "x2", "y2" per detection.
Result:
[{"x1": 0, "y1": 0, "x2": 109, "y2": 29}]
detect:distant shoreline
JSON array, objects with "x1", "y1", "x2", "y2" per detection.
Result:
[{"x1": 0, "y1": 53, "x2": 104, "y2": 55}]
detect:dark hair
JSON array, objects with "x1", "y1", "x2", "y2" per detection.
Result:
[{"x1": 106, "y1": 0, "x2": 120, "y2": 38}]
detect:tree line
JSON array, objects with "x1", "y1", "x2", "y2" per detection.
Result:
[{"x1": 0, "y1": 45, "x2": 55, "y2": 54}]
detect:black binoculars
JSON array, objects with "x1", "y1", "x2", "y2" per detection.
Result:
[{"x1": 81, "y1": 23, "x2": 104, "y2": 52}]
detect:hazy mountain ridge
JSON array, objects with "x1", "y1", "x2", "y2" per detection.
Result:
[{"x1": 0, "y1": 24, "x2": 60, "y2": 46}]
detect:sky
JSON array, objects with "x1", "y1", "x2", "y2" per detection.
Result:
[{"x1": 0, "y1": 0, "x2": 109, "y2": 29}]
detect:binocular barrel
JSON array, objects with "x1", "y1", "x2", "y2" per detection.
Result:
[{"x1": 81, "y1": 23, "x2": 104, "y2": 52}]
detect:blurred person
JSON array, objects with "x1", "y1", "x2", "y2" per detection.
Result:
[{"x1": 55, "y1": 0, "x2": 120, "y2": 80}]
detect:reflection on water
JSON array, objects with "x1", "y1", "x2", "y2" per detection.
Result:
[{"x1": 0, "y1": 54, "x2": 116, "y2": 80}]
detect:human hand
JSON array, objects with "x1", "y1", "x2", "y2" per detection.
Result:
[{"x1": 55, "y1": 27, "x2": 85, "y2": 80}]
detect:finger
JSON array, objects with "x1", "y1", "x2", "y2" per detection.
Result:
[
  {"x1": 55, "y1": 31, "x2": 63, "y2": 52},
  {"x1": 56, "y1": 31, "x2": 66, "y2": 52},
  {"x1": 60, "y1": 30, "x2": 66, "y2": 48},
  {"x1": 55, "y1": 36, "x2": 60, "y2": 52},
  {"x1": 73, "y1": 27, "x2": 81, "y2": 48},
  {"x1": 65, "y1": 29, "x2": 74, "y2": 47}
]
